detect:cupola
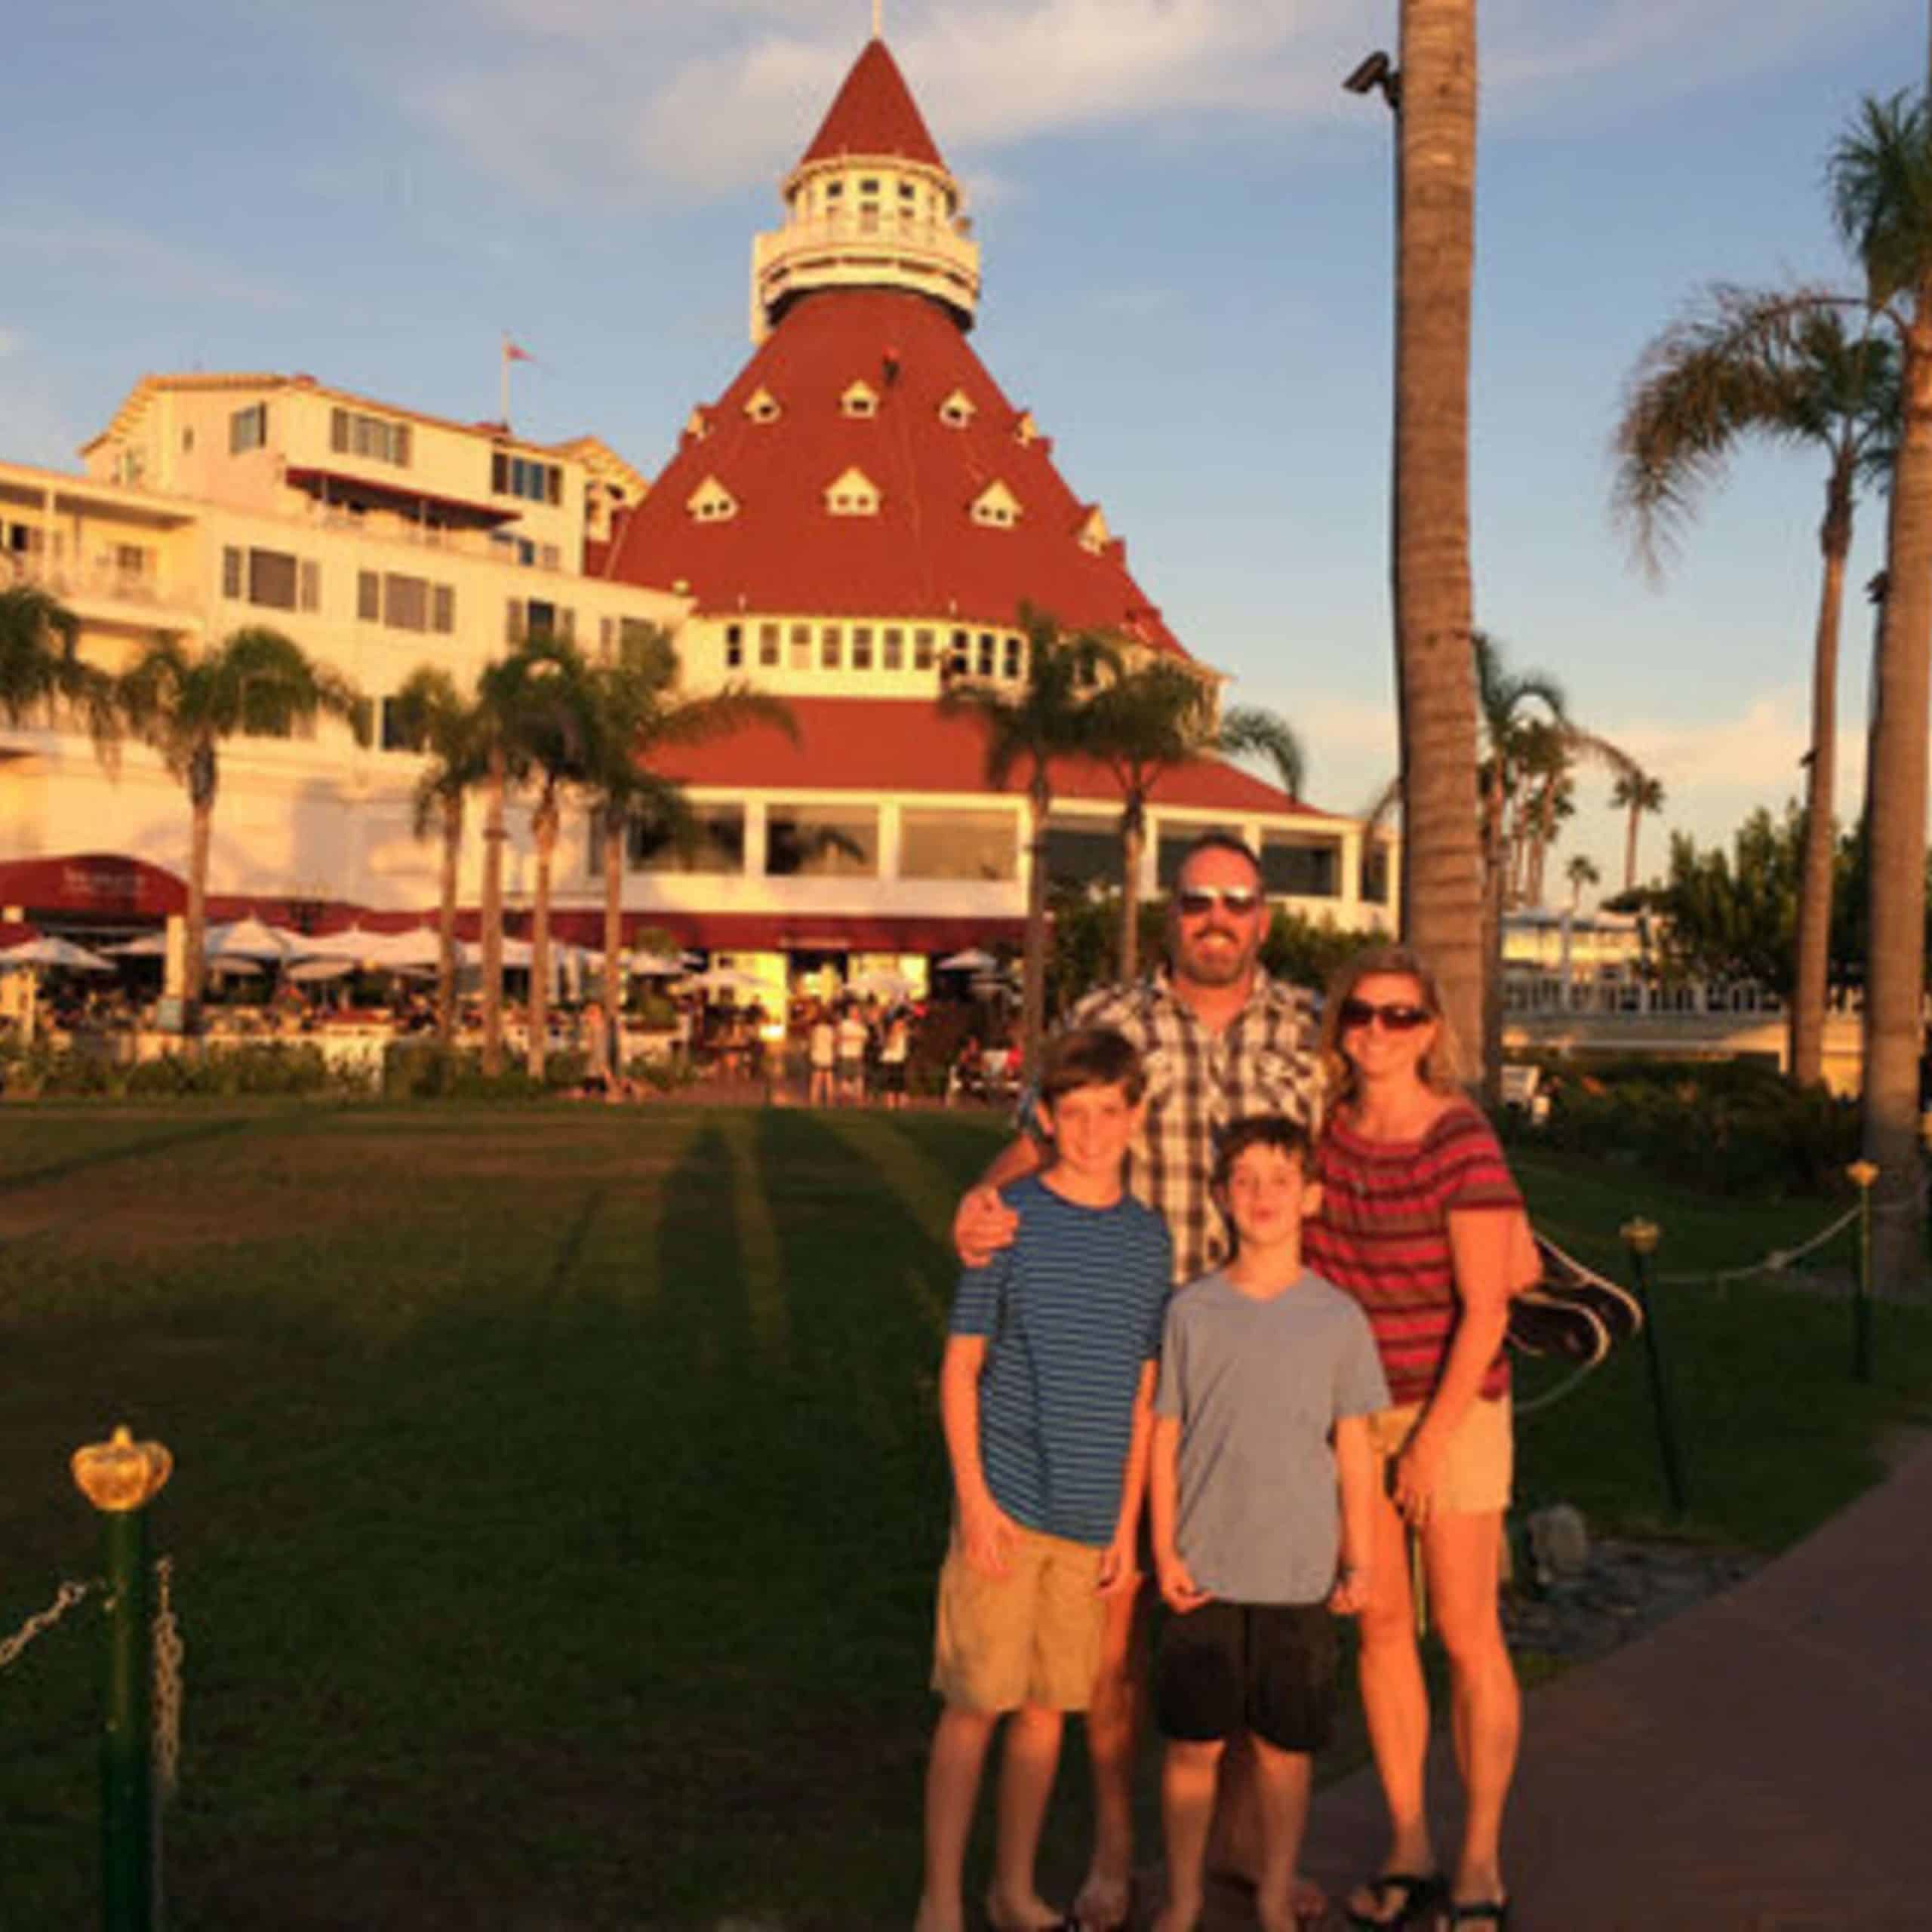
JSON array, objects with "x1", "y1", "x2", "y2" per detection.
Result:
[{"x1": 749, "y1": 37, "x2": 982, "y2": 343}]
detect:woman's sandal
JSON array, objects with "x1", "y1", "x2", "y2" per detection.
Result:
[
  {"x1": 1343, "y1": 1872, "x2": 1444, "y2": 1928},
  {"x1": 1445, "y1": 1902, "x2": 1510, "y2": 1928}
]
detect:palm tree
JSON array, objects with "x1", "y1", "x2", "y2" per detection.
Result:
[
  {"x1": 1566, "y1": 853, "x2": 1601, "y2": 911},
  {"x1": 119, "y1": 628, "x2": 367, "y2": 1032},
  {"x1": 1609, "y1": 768, "x2": 1667, "y2": 895},
  {"x1": 1831, "y1": 85, "x2": 1932, "y2": 1289},
  {"x1": 940, "y1": 604, "x2": 1112, "y2": 1081},
  {"x1": 1391, "y1": 0, "x2": 1485, "y2": 1074},
  {"x1": 1614, "y1": 289, "x2": 1899, "y2": 1088},
  {"x1": 389, "y1": 667, "x2": 480, "y2": 1043},
  {"x1": 577, "y1": 623, "x2": 796, "y2": 1059},
  {"x1": 1474, "y1": 634, "x2": 1565, "y2": 1098},
  {"x1": 1085, "y1": 658, "x2": 1306, "y2": 980},
  {"x1": 0, "y1": 584, "x2": 122, "y2": 755}
]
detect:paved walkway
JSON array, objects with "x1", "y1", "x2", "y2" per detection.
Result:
[{"x1": 1196, "y1": 1435, "x2": 1932, "y2": 1931}]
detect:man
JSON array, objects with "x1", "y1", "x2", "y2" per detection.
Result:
[{"x1": 952, "y1": 832, "x2": 1321, "y2": 1928}]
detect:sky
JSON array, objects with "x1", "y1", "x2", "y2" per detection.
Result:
[{"x1": 3, "y1": 0, "x2": 1927, "y2": 904}]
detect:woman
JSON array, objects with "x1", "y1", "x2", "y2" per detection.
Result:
[{"x1": 1302, "y1": 946, "x2": 1530, "y2": 1930}]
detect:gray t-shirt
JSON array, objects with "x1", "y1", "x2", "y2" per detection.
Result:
[{"x1": 1154, "y1": 1269, "x2": 1390, "y2": 1605}]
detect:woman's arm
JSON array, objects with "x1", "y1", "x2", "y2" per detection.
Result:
[{"x1": 1389, "y1": 1207, "x2": 1520, "y2": 1526}]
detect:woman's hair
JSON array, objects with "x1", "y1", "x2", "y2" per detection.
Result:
[{"x1": 1318, "y1": 943, "x2": 1463, "y2": 1105}]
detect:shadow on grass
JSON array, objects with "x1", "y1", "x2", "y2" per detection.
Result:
[{"x1": 0, "y1": 1108, "x2": 288, "y2": 1195}]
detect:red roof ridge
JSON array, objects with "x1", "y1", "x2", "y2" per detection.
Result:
[{"x1": 801, "y1": 39, "x2": 946, "y2": 171}]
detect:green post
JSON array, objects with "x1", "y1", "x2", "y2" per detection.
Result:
[
  {"x1": 72, "y1": 1426, "x2": 173, "y2": 1932},
  {"x1": 1848, "y1": 1161, "x2": 1878, "y2": 1384},
  {"x1": 1621, "y1": 1219, "x2": 1687, "y2": 1518}
]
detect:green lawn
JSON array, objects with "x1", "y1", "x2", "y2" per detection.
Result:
[{"x1": 0, "y1": 1103, "x2": 1925, "y2": 1930}]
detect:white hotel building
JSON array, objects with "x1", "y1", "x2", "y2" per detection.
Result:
[{"x1": 0, "y1": 34, "x2": 1392, "y2": 984}]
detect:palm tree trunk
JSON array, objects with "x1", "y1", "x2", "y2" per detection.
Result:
[
  {"x1": 528, "y1": 792, "x2": 556, "y2": 1083},
  {"x1": 1481, "y1": 828, "x2": 1505, "y2": 1108},
  {"x1": 602, "y1": 813, "x2": 624, "y2": 1068},
  {"x1": 184, "y1": 764, "x2": 213, "y2": 1036},
  {"x1": 1118, "y1": 804, "x2": 1144, "y2": 983},
  {"x1": 1023, "y1": 779, "x2": 1050, "y2": 1086},
  {"x1": 1624, "y1": 801, "x2": 1640, "y2": 895},
  {"x1": 1792, "y1": 478, "x2": 1852, "y2": 1088},
  {"x1": 1394, "y1": 0, "x2": 1484, "y2": 1076},
  {"x1": 1864, "y1": 301, "x2": 1932, "y2": 1293},
  {"x1": 1531, "y1": 785, "x2": 1555, "y2": 906},
  {"x1": 481, "y1": 750, "x2": 506, "y2": 1076},
  {"x1": 437, "y1": 794, "x2": 460, "y2": 1045}
]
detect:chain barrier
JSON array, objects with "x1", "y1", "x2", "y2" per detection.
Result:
[
  {"x1": 0, "y1": 1577, "x2": 97, "y2": 1672},
  {"x1": 1654, "y1": 1200, "x2": 1862, "y2": 1287},
  {"x1": 152, "y1": 1555, "x2": 183, "y2": 1803}
]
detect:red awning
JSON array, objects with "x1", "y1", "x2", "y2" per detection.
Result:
[
  {"x1": 0, "y1": 853, "x2": 186, "y2": 919},
  {"x1": 543, "y1": 908, "x2": 1026, "y2": 952},
  {"x1": 285, "y1": 466, "x2": 520, "y2": 527}
]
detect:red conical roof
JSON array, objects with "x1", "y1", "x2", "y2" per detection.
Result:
[
  {"x1": 601, "y1": 288, "x2": 1183, "y2": 657},
  {"x1": 801, "y1": 38, "x2": 946, "y2": 170}
]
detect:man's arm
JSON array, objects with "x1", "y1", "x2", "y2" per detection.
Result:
[
  {"x1": 1329, "y1": 1412, "x2": 1376, "y2": 1614},
  {"x1": 1100, "y1": 1359, "x2": 1158, "y2": 1596},
  {"x1": 1149, "y1": 1412, "x2": 1208, "y2": 1612},
  {"x1": 949, "y1": 1134, "x2": 1044, "y2": 1266},
  {"x1": 937, "y1": 1333, "x2": 1017, "y2": 1576}
]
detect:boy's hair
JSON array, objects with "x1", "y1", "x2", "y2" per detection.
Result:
[
  {"x1": 1038, "y1": 1026, "x2": 1146, "y2": 1107},
  {"x1": 1211, "y1": 1113, "x2": 1312, "y2": 1193}
]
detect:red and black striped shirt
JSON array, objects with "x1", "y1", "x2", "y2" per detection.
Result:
[{"x1": 1303, "y1": 1100, "x2": 1521, "y2": 1407}]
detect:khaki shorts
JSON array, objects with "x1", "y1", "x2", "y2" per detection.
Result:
[
  {"x1": 931, "y1": 1522, "x2": 1106, "y2": 1714},
  {"x1": 1366, "y1": 1392, "x2": 1514, "y2": 1515}
]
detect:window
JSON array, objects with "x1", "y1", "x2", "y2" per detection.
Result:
[
  {"x1": 1157, "y1": 826, "x2": 1249, "y2": 889},
  {"x1": 948, "y1": 629, "x2": 970, "y2": 676},
  {"x1": 758, "y1": 623, "x2": 780, "y2": 668},
  {"x1": 851, "y1": 626, "x2": 874, "y2": 670},
  {"x1": 228, "y1": 403, "x2": 268, "y2": 454},
  {"x1": 899, "y1": 179, "x2": 916, "y2": 202},
  {"x1": 1045, "y1": 821, "x2": 1122, "y2": 889},
  {"x1": 247, "y1": 549, "x2": 299, "y2": 611},
  {"x1": 491, "y1": 451, "x2": 562, "y2": 504},
  {"x1": 181, "y1": 427, "x2": 195, "y2": 454},
  {"x1": 379, "y1": 696, "x2": 416, "y2": 752},
  {"x1": 841, "y1": 381, "x2": 879, "y2": 420},
  {"x1": 789, "y1": 622, "x2": 811, "y2": 669},
  {"x1": 860, "y1": 177, "x2": 879, "y2": 195},
  {"x1": 330, "y1": 408, "x2": 411, "y2": 467},
  {"x1": 914, "y1": 628, "x2": 936, "y2": 671},
  {"x1": 622, "y1": 804, "x2": 746, "y2": 875},
  {"x1": 432, "y1": 585, "x2": 455, "y2": 634},
  {"x1": 299, "y1": 560, "x2": 321, "y2": 613},
  {"x1": 1261, "y1": 840, "x2": 1339, "y2": 899},
  {"x1": 539, "y1": 543, "x2": 560, "y2": 571},
  {"x1": 222, "y1": 547, "x2": 243, "y2": 599},
  {"x1": 383, "y1": 574, "x2": 429, "y2": 632},
  {"x1": 824, "y1": 465, "x2": 880, "y2": 516},
  {"x1": 938, "y1": 388, "x2": 977, "y2": 428},
  {"x1": 766, "y1": 805, "x2": 878, "y2": 878},
  {"x1": 358, "y1": 571, "x2": 380, "y2": 622},
  {"x1": 512, "y1": 598, "x2": 573, "y2": 640},
  {"x1": 820, "y1": 625, "x2": 842, "y2": 670},
  {"x1": 744, "y1": 387, "x2": 781, "y2": 424},
  {"x1": 977, "y1": 633, "x2": 996, "y2": 678},
  {"x1": 899, "y1": 810, "x2": 1017, "y2": 881},
  {"x1": 687, "y1": 475, "x2": 738, "y2": 522},
  {"x1": 971, "y1": 481, "x2": 1022, "y2": 528},
  {"x1": 1002, "y1": 635, "x2": 1022, "y2": 681},
  {"x1": 882, "y1": 627, "x2": 904, "y2": 671},
  {"x1": 724, "y1": 623, "x2": 744, "y2": 670}
]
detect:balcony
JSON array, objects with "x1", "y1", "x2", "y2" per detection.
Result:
[{"x1": 1, "y1": 552, "x2": 201, "y2": 625}]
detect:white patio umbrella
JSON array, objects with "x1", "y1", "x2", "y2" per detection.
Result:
[
  {"x1": 205, "y1": 915, "x2": 301, "y2": 962},
  {"x1": 288, "y1": 957, "x2": 356, "y2": 983},
  {"x1": 105, "y1": 931, "x2": 168, "y2": 958},
  {"x1": 0, "y1": 935, "x2": 116, "y2": 972},
  {"x1": 937, "y1": 947, "x2": 998, "y2": 971},
  {"x1": 629, "y1": 951, "x2": 687, "y2": 978},
  {"x1": 682, "y1": 965, "x2": 768, "y2": 997},
  {"x1": 849, "y1": 968, "x2": 917, "y2": 1001}
]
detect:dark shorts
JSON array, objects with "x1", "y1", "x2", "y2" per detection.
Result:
[
  {"x1": 881, "y1": 1061, "x2": 907, "y2": 1094},
  {"x1": 1155, "y1": 1598, "x2": 1337, "y2": 1753}
]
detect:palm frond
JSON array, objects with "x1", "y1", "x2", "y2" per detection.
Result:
[
  {"x1": 1829, "y1": 90, "x2": 1932, "y2": 312},
  {"x1": 1217, "y1": 706, "x2": 1306, "y2": 798}
]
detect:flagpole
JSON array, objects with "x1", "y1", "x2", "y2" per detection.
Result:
[{"x1": 500, "y1": 337, "x2": 511, "y2": 428}]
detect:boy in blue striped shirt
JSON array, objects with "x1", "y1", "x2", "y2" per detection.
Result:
[{"x1": 917, "y1": 1029, "x2": 1173, "y2": 1932}]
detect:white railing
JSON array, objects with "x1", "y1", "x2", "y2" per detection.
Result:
[{"x1": 2, "y1": 553, "x2": 198, "y2": 615}]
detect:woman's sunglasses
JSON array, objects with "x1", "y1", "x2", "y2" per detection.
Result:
[
  {"x1": 1337, "y1": 996, "x2": 1433, "y2": 1033},
  {"x1": 1176, "y1": 886, "x2": 1263, "y2": 918}
]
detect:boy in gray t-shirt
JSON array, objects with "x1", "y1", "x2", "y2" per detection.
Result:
[{"x1": 1148, "y1": 1116, "x2": 1389, "y2": 1932}]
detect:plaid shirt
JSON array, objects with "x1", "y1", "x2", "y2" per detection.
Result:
[{"x1": 1028, "y1": 972, "x2": 1321, "y2": 1284}]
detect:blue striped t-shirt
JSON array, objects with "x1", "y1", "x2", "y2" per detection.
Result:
[{"x1": 949, "y1": 1175, "x2": 1173, "y2": 1546}]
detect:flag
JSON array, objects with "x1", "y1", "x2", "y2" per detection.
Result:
[{"x1": 504, "y1": 339, "x2": 534, "y2": 364}]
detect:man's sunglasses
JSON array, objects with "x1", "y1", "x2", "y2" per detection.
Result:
[
  {"x1": 1337, "y1": 997, "x2": 1434, "y2": 1033},
  {"x1": 1176, "y1": 886, "x2": 1263, "y2": 918}
]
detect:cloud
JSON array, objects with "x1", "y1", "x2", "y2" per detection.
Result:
[
  {"x1": 0, "y1": 218, "x2": 289, "y2": 312},
  {"x1": 374, "y1": 0, "x2": 1900, "y2": 206}
]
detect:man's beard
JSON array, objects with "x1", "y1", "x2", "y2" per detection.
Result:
[{"x1": 1178, "y1": 929, "x2": 1255, "y2": 987}]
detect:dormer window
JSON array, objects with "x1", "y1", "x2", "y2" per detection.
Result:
[
  {"x1": 825, "y1": 466, "x2": 881, "y2": 518},
  {"x1": 1076, "y1": 506, "x2": 1110, "y2": 556},
  {"x1": 685, "y1": 407, "x2": 712, "y2": 441},
  {"x1": 743, "y1": 387, "x2": 781, "y2": 425},
  {"x1": 1014, "y1": 411, "x2": 1040, "y2": 447},
  {"x1": 841, "y1": 380, "x2": 880, "y2": 420},
  {"x1": 938, "y1": 388, "x2": 977, "y2": 429},
  {"x1": 687, "y1": 475, "x2": 739, "y2": 523},
  {"x1": 971, "y1": 481, "x2": 1023, "y2": 530}
]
